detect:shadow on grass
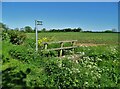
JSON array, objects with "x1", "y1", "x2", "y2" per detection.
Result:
[{"x1": 2, "y1": 67, "x2": 26, "y2": 89}]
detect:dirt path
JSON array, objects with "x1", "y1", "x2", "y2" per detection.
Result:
[{"x1": 76, "y1": 43, "x2": 105, "y2": 46}]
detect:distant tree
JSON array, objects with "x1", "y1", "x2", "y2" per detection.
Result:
[
  {"x1": 64, "y1": 28, "x2": 72, "y2": 32},
  {"x1": 20, "y1": 28, "x2": 25, "y2": 32},
  {"x1": 83, "y1": 31, "x2": 92, "y2": 33},
  {"x1": 24, "y1": 26, "x2": 33, "y2": 32},
  {"x1": 50, "y1": 29, "x2": 56, "y2": 32},
  {"x1": 0, "y1": 23, "x2": 9, "y2": 32},
  {"x1": 104, "y1": 30, "x2": 113, "y2": 33},
  {"x1": 77, "y1": 27, "x2": 82, "y2": 32},
  {"x1": 41, "y1": 28, "x2": 46, "y2": 32},
  {"x1": 14, "y1": 28, "x2": 19, "y2": 31},
  {"x1": 33, "y1": 27, "x2": 36, "y2": 32},
  {"x1": 48, "y1": 27, "x2": 83, "y2": 32},
  {"x1": 112, "y1": 28, "x2": 117, "y2": 32},
  {"x1": 72, "y1": 27, "x2": 82, "y2": 32}
]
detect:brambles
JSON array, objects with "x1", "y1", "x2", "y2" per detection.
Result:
[{"x1": 2, "y1": 31, "x2": 9, "y2": 41}]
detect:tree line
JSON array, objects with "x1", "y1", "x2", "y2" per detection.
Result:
[
  {"x1": 0, "y1": 23, "x2": 82, "y2": 32},
  {"x1": 0, "y1": 22, "x2": 118, "y2": 33}
]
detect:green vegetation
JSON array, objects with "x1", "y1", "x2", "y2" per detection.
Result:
[
  {"x1": 2, "y1": 39, "x2": 120, "y2": 88},
  {"x1": 27, "y1": 32, "x2": 118, "y2": 44},
  {"x1": 1, "y1": 23, "x2": 120, "y2": 88}
]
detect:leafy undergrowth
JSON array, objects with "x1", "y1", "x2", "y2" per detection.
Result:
[{"x1": 2, "y1": 40, "x2": 120, "y2": 88}]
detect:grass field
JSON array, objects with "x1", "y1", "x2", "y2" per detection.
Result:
[{"x1": 27, "y1": 32, "x2": 119, "y2": 45}]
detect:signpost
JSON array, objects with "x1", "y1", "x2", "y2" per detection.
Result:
[{"x1": 35, "y1": 20, "x2": 42, "y2": 51}]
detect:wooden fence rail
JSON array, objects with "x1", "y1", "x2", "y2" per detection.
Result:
[{"x1": 42, "y1": 40, "x2": 78, "y2": 57}]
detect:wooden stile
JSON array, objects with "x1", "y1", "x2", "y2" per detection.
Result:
[{"x1": 42, "y1": 40, "x2": 78, "y2": 57}]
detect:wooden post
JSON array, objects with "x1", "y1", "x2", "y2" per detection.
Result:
[
  {"x1": 72, "y1": 41, "x2": 75, "y2": 54},
  {"x1": 60, "y1": 42, "x2": 63, "y2": 56},
  {"x1": 60, "y1": 42, "x2": 64, "y2": 47},
  {"x1": 60, "y1": 50, "x2": 62, "y2": 57},
  {"x1": 72, "y1": 41, "x2": 75, "y2": 46},
  {"x1": 44, "y1": 43, "x2": 48, "y2": 50}
]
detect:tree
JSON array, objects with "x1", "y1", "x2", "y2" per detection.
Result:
[
  {"x1": 24, "y1": 26, "x2": 33, "y2": 32},
  {"x1": 14, "y1": 28, "x2": 19, "y2": 31},
  {"x1": 112, "y1": 28, "x2": 117, "y2": 32},
  {"x1": 41, "y1": 28, "x2": 46, "y2": 32},
  {"x1": 73, "y1": 27, "x2": 82, "y2": 32},
  {"x1": 20, "y1": 28, "x2": 25, "y2": 32},
  {"x1": 64, "y1": 28, "x2": 72, "y2": 32},
  {"x1": 0, "y1": 23, "x2": 9, "y2": 32},
  {"x1": 104, "y1": 30, "x2": 113, "y2": 33},
  {"x1": 77, "y1": 27, "x2": 82, "y2": 32}
]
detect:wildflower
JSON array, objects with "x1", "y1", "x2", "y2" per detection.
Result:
[
  {"x1": 81, "y1": 52, "x2": 85, "y2": 55},
  {"x1": 84, "y1": 82, "x2": 88, "y2": 85}
]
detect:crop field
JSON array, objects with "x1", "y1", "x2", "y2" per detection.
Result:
[
  {"x1": 27, "y1": 32, "x2": 119, "y2": 45},
  {"x1": 2, "y1": 31, "x2": 120, "y2": 88}
]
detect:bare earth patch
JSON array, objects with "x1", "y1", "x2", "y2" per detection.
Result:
[{"x1": 76, "y1": 43, "x2": 105, "y2": 46}]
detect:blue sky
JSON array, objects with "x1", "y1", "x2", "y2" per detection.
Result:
[
  {"x1": 2, "y1": 0, "x2": 120, "y2": 2},
  {"x1": 2, "y1": 2, "x2": 118, "y2": 31}
]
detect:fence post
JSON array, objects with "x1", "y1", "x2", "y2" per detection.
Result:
[
  {"x1": 60, "y1": 42, "x2": 63, "y2": 56},
  {"x1": 44, "y1": 43, "x2": 48, "y2": 50},
  {"x1": 72, "y1": 41, "x2": 75, "y2": 54}
]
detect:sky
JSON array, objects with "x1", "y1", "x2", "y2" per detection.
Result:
[
  {"x1": 2, "y1": 0, "x2": 120, "y2": 2},
  {"x1": 2, "y1": 2, "x2": 118, "y2": 31}
]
